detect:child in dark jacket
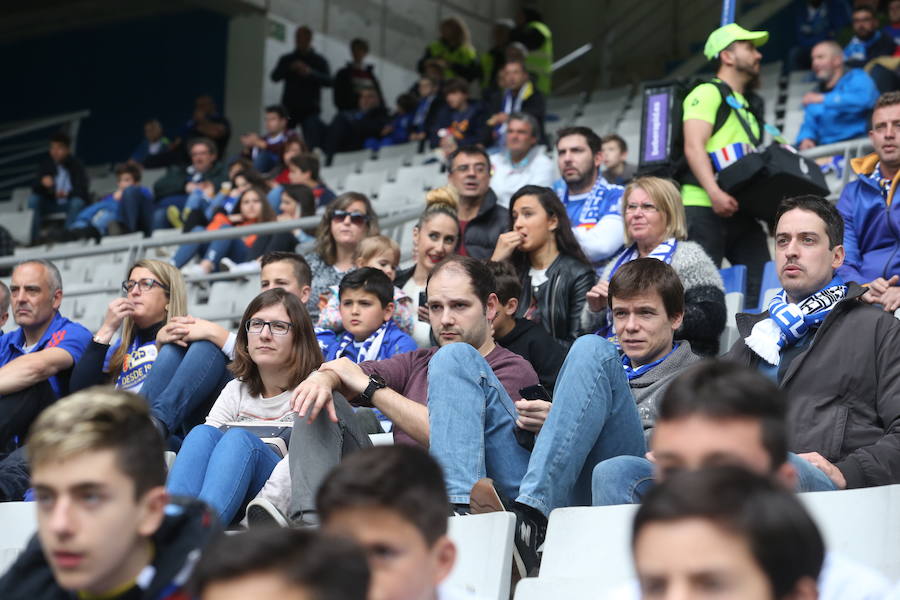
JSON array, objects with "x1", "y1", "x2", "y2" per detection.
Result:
[{"x1": 487, "y1": 261, "x2": 566, "y2": 394}]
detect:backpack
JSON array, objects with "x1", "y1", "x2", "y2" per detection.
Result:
[{"x1": 636, "y1": 77, "x2": 765, "y2": 184}]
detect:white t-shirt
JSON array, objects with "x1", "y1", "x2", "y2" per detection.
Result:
[
  {"x1": 203, "y1": 379, "x2": 294, "y2": 427},
  {"x1": 529, "y1": 267, "x2": 549, "y2": 288},
  {"x1": 490, "y1": 148, "x2": 557, "y2": 208}
]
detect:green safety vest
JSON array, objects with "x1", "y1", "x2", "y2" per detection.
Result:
[
  {"x1": 428, "y1": 40, "x2": 478, "y2": 80},
  {"x1": 524, "y1": 21, "x2": 553, "y2": 95}
]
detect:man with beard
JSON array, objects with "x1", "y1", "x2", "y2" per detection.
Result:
[
  {"x1": 682, "y1": 23, "x2": 770, "y2": 302},
  {"x1": 552, "y1": 126, "x2": 625, "y2": 269},
  {"x1": 798, "y1": 41, "x2": 879, "y2": 150}
]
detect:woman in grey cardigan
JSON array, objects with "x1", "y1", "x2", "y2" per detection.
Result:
[{"x1": 583, "y1": 176, "x2": 726, "y2": 355}]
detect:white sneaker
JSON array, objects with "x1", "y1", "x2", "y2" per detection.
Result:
[
  {"x1": 221, "y1": 257, "x2": 261, "y2": 274},
  {"x1": 245, "y1": 497, "x2": 289, "y2": 528},
  {"x1": 180, "y1": 263, "x2": 207, "y2": 278}
]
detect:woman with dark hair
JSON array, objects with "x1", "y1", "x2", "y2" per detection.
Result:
[
  {"x1": 307, "y1": 192, "x2": 379, "y2": 322},
  {"x1": 167, "y1": 288, "x2": 322, "y2": 525},
  {"x1": 176, "y1": 185, "x2": 278, "y2": 275},
  {"x1": 491, "y1": 185, "x2": 596, "y2": 346}
]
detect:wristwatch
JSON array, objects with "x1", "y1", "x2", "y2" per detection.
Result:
[{"x1": 358, "y1": 373, "x2": 387, "y2": 405}]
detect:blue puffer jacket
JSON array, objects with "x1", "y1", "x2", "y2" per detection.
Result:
[
  {"x1": 836, "y1": 153, "x2": 900, "y2": 283},
  {"x1": 796, "y1": 68, "x2": 879, "y2": 146}
]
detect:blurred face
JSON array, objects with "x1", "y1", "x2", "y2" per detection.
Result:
[
  {"x1": 126, "y1": 267, "x2": 169, "y2": 329},
  {"x1": 324, "y1": 507, "x2": 454, "y2": 600},
  {"x1": 246, "y1": 302, "x2": 295, "y2": 370},
  {"x1": 503, "y1": 62, "x2": 529, "y2": 90},
  {"x1": 203, "y1": 573, "x2": 311, "y2": 600},
  {"x1": 625, "y1": 187, "x2": 667, "y2": 247},
  {"x1": 418, "y1": 79, "x2": 436, "y2": 98},
  {"x1": 448, "y1": 153, "x2": 491, "y2": 201},
  {"x1": 723, "y1": 41, "x2": 762, "y2": 77},
  {"x1": 601, "y1": 141, "x2": 625, "y2": 169},
  {"x1": 144, "y1": 121, "x2": 162, "y2": 142},
  {"x1": 240, "y1": 190, "x2": 265, "y2": 221},
  {"x1": 295, "y1": 27, "x2": 312, "y2": 51},
  {"x1": 330, "y1": 201, "x2": 371, "y2": 247},
  {"x1": 506, "y1": 118, "x2": 536, "y2": 156},
  {"x1": 612, "y1": 290, "x2": 682, "y2": 367},
  {"x1": 511, "y1": 194, "x2": 557, "y2": 254},
  {"x1": 891, "y1": 0, "x2": 900, "y2": 23},
  {"x1": 260, "y1": 261, "x2": 311, "y2": 304},
  {"x1": 33, "y1": 449, "x2": 165, "y2": 595},
  {"x1": 634, "y1": 518, "x2": 774, "y2": 600},
  {"x1": 445, "y1": 90, "x2": 467, "y2": 110},
  {"x1": 116, "y1": 173, "x2": 136, "y2": 191},
  {"x1": 284, "y1": 140, "x2": 303, "y2": 163},
  {"x1": 557, "y1": 134, "x2": 602, "y2": 190},
  {"x1": 340, "y1": 289, "x2": 392, "y2": 342},
  {"x1": 359, "y1": 89, "x2": 380, "y2": 112},
  {"x1": 870, "y1": 104, "x2": 900, "y2": 170},
  {"x1": 49, "y1": 141, "x2": 70, "y2": 163},
  {"x1": 853, "y1": 10, "x2": 878, "y2": 38},
  {"x1": 351, "y1": 43, "x2": 368, "y2": 63},
  {"x1": 10, "y1": 263, "x2": 61, "y2": 331},
  {"x1": 362, "y1": 250, "x2": 399, "y2": 281},
  {"x1": 651, "y1": 416, "x2": 773, "y2": 481},
  {"x1": 426, "y1": 266, "x2": 496, "y2": 350},
  {"x1": 810, "y1": 44, "x2": 841, "y2": 83},
  {"x1": 415, "y1": 215, "x2": 459, "y2": 272},
  {"x1": 190, "y1": 143, "x2": 216, "y2": 173},
  {"x1": 774, "y1": 208, "x2": 843, "y2": 304},
  {"x1": 280, "y1": 193, "x2": 299, "y2": 218},
  {"x1": 264, "y1": 111, "x2": 287, "y2": 135}
]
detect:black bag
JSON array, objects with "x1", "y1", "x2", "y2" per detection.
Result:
[{"x1": 717, "y1": 144, "x2": 830, "y2": 225}]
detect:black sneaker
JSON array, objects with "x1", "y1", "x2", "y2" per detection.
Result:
[{"x1": 470, "y1": 478, "x2": 546, "y2": 578}]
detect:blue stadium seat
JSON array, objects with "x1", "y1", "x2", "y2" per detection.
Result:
[
  {"x1": 718, "y1": 265, "x2": 747, "y2": 295},
  {"x1": 748, "y1": 261, "x2": 779, "y2": 313}
]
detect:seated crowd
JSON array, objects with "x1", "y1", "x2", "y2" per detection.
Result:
[{"x1": 4, "y1": 17, "x2": 900, "y2": 600}]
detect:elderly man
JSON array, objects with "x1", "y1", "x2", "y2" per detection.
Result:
[
  {"x1": 797, "y1": 40, "x2": 879, "y2": 150},
  {"x1": 489, "y1": 112, "x2": 555, "y2": 207}
]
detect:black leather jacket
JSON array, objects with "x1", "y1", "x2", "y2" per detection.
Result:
[{"x1": 516, "y1": 254, "x2": 596, "y2": 347}]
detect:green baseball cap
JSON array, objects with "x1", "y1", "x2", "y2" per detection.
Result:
[{"x1": 704, "y1": 23, "x2": 768, "y2": 60}]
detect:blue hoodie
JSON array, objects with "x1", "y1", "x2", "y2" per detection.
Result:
[{"x1": 796, "y1": 69, "x2": 879, "y2": 146}]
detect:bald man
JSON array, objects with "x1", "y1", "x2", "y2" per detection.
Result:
[{"x1": 797, "y1": 40, "x2": 879, "y2": 150}]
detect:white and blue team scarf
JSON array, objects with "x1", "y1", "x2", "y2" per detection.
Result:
[
  {"x1": 744, "y1": 276, "x2": 846, "y2": 366},
  {"x1": 622, "y1": 343, "x2": 680, "y2": 381},
  {"x1": 333, "y1": 321, "x2": 390, "y2": 364},
  {"x1": 599, "y1": 238, "x2": 678, "y2": 340},
  {"x1": 559, "y1": 173, "x2": 623, "y2": 230}
]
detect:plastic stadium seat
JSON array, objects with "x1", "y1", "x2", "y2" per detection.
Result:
[
  {"x1": 750, "y1": 261, "x2": 779, "y2": 313},
  {"x1": 394, "y1": 163, "x2": 443, "y2": 191},
  {"x1": 3, "y1": 211, "x2": 34, "y2": 245},
  {"x1": 329, "y1": 148, "x2": 372, "y2": 168},
  {"x1": 719, "y1": 291, "x2": 745, "y2": 354},
  {"x1": 141, "y1": 168, "x2": 166, "y2": 190},
  {"x1": 375, "y1": 182, "x2": 422, "y2": 213},
  {"x1": 718, "y1": 265, "x2": 747, "y2": 296},
  {"x1": 0, "y1": 501, "x2": 37, "y2": 575},
  {"x1": 446, "y1": 512, "x2": 515, "y2": 600},
  {"x1": 514, "y1": 576, "x2": 619, "y2": 600},
  {"x1": 342, "y1": 171, "x2": 389, "y2": 198},
  {"x1": 321, "y1": 163, "x2": 359, "y2": 191},
  {"x1": 375, "y1": 142, "x2": 418, "y2": 160}
]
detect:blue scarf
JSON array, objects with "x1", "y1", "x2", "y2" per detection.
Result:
[
  {"x1": 744, "y1": 276, "x2": 846, "y2": 366},
  {"x1": 332, "y1": 320, "x2": 391, "y2": 364},
  {"x1": 622, "y1": 343, "x2": 679, "y2": 380}
]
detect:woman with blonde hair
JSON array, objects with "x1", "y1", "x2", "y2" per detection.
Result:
[
  {"x1": 418, "y1": 16, "x2": 480, "y2": 82},
  {"x1": 395, "y1": 187, "x2": 461, "y2": 347},
  {"x1": 307, "y1": 192, "x2": 380, "y2": 323},
  {"x1": 71, "y1": 258, "x2": 231, "y2": 438},
  {"x1": 583, "y1": 176, "x2": 726, "y2": 355}
]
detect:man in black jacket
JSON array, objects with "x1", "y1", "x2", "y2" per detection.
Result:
[
  {"x1": 0, "y1": 387, "x2": 219, "y2": 600},
  {"x1": 484, "y1": 59, "x2": 546, "y2": 147},
  {"x1": 322, "y1": 86, "x2": 389, "y2": 165},
  {"x1": 446, "y1": 146, "x2": 509, "y2": 260},
  {"x1": 333, "y1": 38, "x2": 383, "y2": 112},
  {"x1": 725, "y1": 195, "x2": 900, "y2": 489},
  {"x1": 271, "y1": 25, "x2": 332, "y2": 149},
  {"x1": 29, "y1": 132, "x2": 89, "y2": 244}
]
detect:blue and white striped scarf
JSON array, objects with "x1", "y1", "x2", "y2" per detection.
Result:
[
  {"x1": 744, "y1": 276, "x2": 846, "y2": 366},
  {"x1": 333, "y1": 321, "x2": 390, "y2": 364}
]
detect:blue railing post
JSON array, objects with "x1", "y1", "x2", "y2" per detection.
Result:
[{"x1": 721, "y1": 0, "x2": 736, "y2": 25}]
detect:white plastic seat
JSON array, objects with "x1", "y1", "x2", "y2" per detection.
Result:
[
  {"x1": 446, "y1": 512, "x2": 515, "y2": 600},
  {"x1": 0, "y1": 501, "x2": 37, "y2": 575}
]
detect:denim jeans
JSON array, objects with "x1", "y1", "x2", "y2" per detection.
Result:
[
  {"x1": 427, "y1": 337, "x2": 646, "y2": 514},
  {"x1": 117, "y1": 186, "x2": 155, "y2": 236},
  {"x1": 28, "y1": 194, "x2": 84, "y2": 242},
  {"x1": 153, "y1": 193, "x2": 187, "y2": 230},
  {"x1": 252, "y1": 150, "x2": 280, "y2": 174},
  {"x1": 173, "y1": 225, "x2": 249, "y2": 269},
  {"x1": 141, "y1": 341, "x2": 231, "y2": 434},
  {"x1": 167, "y1": 425, "x2": 280, "y2": 524},
  {"x1": 183, "y1": 189, "x2": 211, "y2": 216},
  {"x1": 591, "y1": 451, "x2": 838, "y2": 507}
]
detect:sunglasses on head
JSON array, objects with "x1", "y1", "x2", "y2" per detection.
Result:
[{"x1": 332, "y1": 210, "x2": 370, "y2": 225}]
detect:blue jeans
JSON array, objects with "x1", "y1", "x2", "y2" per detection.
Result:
[
  {"x1": 427, "y1": 337, "x2": 646, "y2": 514},
  {"x1": 183, "y1": 189, "x2": 211, "y2": 217},
  {"x1": 29, "y1": 194, "x2": 84, "y2": 242},
  {"x1": 173, "y1": 225, "x2": 249, "y2": 268},
  {"x1": 167, "y1": 425, "x2": 280, "y2": 524},
  {"x1": 141, "y1": 341, "x2": 231, "y2": 433},
  {"x1": 252, "y1": 149, "x2": 280, "y2": 174},
  {"x1": 591, "y1": 451, "x2": 838, "y2": 507},
  {"x1": 153, "y1": 193, "x2": 187, "y2": 230}
]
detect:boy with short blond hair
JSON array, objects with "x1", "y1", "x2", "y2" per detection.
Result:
[{"x1": 0, "y1": 387, "x2": 218, "y2": 600}]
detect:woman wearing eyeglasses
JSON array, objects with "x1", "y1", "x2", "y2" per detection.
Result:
[
  {"x1": 491, "y1": 185, "x2": 596, "y2": 347},
  {"x1": 583, "y1": 176, "x2": 726, "y2": 356},
  {"x1": 167, "y1": 288, "x2": 322, "y2": 525},
  {"x1": 70, "y1": 258, "x2": 231, "y2": 438},
  {"x1": 307, "y1": 192, "x2": 379, "y2": 322}
]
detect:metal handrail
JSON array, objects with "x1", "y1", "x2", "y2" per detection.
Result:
[
  {"x1": 798, "y1": 136, "x2": 872, "y2": 199},
  {"x1": 0, "y1": 110, "x2": 91, "y2": 142}
]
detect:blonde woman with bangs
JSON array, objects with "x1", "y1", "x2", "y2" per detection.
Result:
[
  {"x1": 583, "y1": 176, "x2": 727, "y2": 356},
  {"x1": 71, "y1": 258, "x2": 231, "y2": 438}
]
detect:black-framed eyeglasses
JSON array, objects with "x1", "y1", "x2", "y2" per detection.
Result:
[
  {"x1": 245, "y1": 318, "x2": 293, "y2": 336},
  {"x1": 331, "y1": 210, "x2": 370, "y2": 225},
  {"x1": 122, "y1": 278, "x2": 169, "y2": 294},
  {"x1": 450, "y1": 163, "x2": 489, "y2": 175}
]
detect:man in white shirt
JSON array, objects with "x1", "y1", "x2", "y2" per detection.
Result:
[{"x1": 489, "y1": 112, "x2": 556, "y2": 208}]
